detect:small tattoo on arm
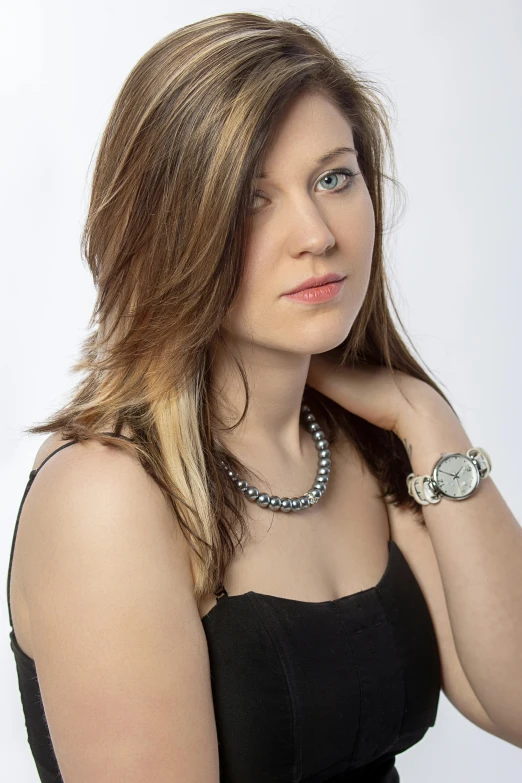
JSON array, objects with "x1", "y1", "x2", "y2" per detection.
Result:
[{"x1": 402, "y1": 437, "x2": 413, "y2": 460}]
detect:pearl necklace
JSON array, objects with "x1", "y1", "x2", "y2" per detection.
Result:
[{"x1": 220, "y1": 403, "x2": 332, "y2": 512}]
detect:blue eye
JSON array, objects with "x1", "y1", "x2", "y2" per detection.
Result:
[
  {"x1": 250, "y1": 168, "x2": 359, "y2": 211},
  {"x1": 316, "y1": 168, "x2": 359, "y2": 192}
]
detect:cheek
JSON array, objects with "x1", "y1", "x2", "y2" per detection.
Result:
[
  {"x1": 222, "y1": 191, "x2": 375, "y2": 341},
  {"x1": 352, "y1": 187, "x2": 376, "y2": 253},
  {"x1": 345, "y1": 192, "x2": 375, "y2": 291},
  {"x1": 220, "y1": 259, "x2": 269, "y2": 335}
]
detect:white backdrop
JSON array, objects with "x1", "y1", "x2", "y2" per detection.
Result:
[{"x1": 1, "y1": 1, "x2": 521, "y2": 780}]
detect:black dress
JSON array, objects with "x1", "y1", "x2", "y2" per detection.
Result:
[{"x1": 6, "y1": 436, "x2": 441, "y2": 782}]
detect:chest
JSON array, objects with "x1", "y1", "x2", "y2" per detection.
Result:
[
  {"x1": 200, "y1": 535, "x2": 441, "y2": 782},
  {"x1": 198, "y1": 439, "x2": 392, "y2": 620}
]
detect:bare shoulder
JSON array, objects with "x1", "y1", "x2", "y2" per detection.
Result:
[
  {"x1": 30, "y1": 431, "x2": 183, "y2": 536},
  {"x1": 17, "y1": 432, "x2": 219, "y2": 781},
  {"x1": 22, "y1": 430, "x2": 196, "y2": 607},
  {"x1": 31, "y1": 430, "x2": 140, "y2": 477}
]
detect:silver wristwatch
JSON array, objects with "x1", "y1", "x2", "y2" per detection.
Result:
[{"x1": 406, "y1": 447, "x2": 492, "y2": 505}]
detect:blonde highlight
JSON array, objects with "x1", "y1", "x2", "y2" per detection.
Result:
[{"x1": 25, "y1": 12, "x2": 459, "y2": 601}]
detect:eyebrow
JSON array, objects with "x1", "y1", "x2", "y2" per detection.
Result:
[{"x1": 256, "y1": 146, "x2": 358, "y2": 179}]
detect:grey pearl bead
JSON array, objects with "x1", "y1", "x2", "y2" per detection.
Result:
[{"x1": 224, "y1": 404, "x2": 331, "y2": 513}]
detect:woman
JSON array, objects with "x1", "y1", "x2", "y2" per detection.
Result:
[{"x1": 6, "y1": 11, "x2": 522, "y2": 783}]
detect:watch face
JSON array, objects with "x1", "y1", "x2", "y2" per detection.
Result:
[{"x1": 433, "y1": 453, "x2": 480, "y2": 499}]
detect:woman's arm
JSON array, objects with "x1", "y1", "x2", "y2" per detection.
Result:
[{"x1": 20, "y1": 439, "x2": 219, "y2": 783}]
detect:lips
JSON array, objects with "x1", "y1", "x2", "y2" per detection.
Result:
[{"x1": 283, "y1": 273, "x2": 346, "y2": 296}]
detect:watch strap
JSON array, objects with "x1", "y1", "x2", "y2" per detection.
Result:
[{"x1": 406, "y1": 446, "x2": 492, "y2": 505}]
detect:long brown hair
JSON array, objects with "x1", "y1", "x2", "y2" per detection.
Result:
[{"x1": 25, "y1": 12, "x2": 458, "y2": 601}]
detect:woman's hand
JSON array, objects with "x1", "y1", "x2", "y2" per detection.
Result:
[{"x1": 305, "y1": 353, "x2": 445, "y2": 437}]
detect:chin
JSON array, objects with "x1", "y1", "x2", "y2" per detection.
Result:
[{"x1": 290, "y1": 327, "x2": 352, "y2": 356}]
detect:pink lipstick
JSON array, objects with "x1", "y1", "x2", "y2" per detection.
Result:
[{"x1": 283, "y1": 276, "x2": 346, "y2": 303}]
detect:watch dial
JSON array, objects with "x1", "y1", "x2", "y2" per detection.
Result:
[{"x1": 433, "y1": 454, "x2": 479, "y2": 499}]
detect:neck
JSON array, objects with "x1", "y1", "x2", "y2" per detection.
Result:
[{"x1": 210, "y1": 338, "x2": 313, "y2": 463}]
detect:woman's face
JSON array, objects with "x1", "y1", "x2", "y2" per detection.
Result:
[{"x1": 221, "y1": 90, "x2": 376, "y2": 357}]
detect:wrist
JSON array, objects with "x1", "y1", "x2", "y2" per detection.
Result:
[
  {"x1": 397, "y1": 402, "x2": 474, "y2": 478},
  {"x1": 397, "y1": 401, "x2": 493, "y2": 505}
]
